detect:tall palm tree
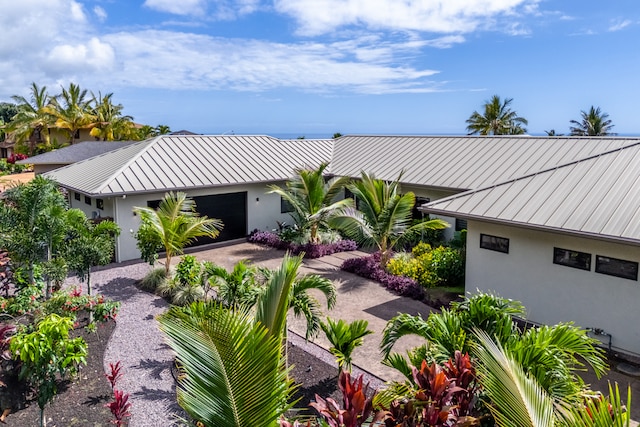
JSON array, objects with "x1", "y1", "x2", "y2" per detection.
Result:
[
  {"x1": 268, "y1": 162, "x2": 353, "y2": 244},
  {"x1": 329, "y1": 171, "x2": 448, "y2": 267},
  {"x1": 380, "y1": 293, "x2": 607, "y2": 403},
  {"x1": 89, "y1": 92, "x2": 135, "y2": 141},
  {"x1": 155, "y1": 124, "x2": 172, "y2": 135},
  {"x1": 256, "y1": 253, "x2": 337, "y2": 341},
  {"x1": 158, "y1": 301, "x2": 295, "y2": 427},
  {"x1": 466, "y1": 95, "x2": 528, "y2": 135},
  {"x1": 46, "y1": 83, "x2": 97, "y2": 145},
  {"x1": 133, "y1": 192, "x2": 223, "y2": 274},
  {"x1": 7, "y1": 83, "x2": 55, "y2": 155},
  {"x1": 569, "y1": 106, "x2": 616, "y2": 136}
]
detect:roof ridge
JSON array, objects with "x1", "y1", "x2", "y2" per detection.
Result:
[{"x1": 92, "y1": 137, "x2": 160, "y2": 194}]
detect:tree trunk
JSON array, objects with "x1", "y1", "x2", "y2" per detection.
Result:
[
  {"x1": 40, "y1": 407, "x2": 46, "y2": 427},
  {"x1": 87, "y1": 271, "x2": 93, "y2": 324},
  {"x1": 45, "y1": 244, "x2": 52, "y2": 300}
]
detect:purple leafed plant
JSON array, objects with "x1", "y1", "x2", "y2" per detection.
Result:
[
  {"x1": 105, "y1": 389, "x2": 132, "y2": 426},
  {"x1": 341, "y1": 253, "x2": 424, "y2": 300},
  {"x1": 105, "y1": 361, "x2": 124, "y2": 390},
  {"x1": 248, "y1": 230, "x2": 357, "y2": 258}
]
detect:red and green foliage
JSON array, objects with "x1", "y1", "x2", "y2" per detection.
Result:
[
  {"x1": 311, "y1": 371, "x2": 385, "y2": 427},
  {"x1": 105, "y1": 388, "x2": 132, "y2": 427},
  {"x1": 105, "y1": 361, "x2": 124, "y2": 390}
]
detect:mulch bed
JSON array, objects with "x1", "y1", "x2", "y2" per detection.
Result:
[{"x1": 4, "y1": 314, "x2": 116, "y2": 426}]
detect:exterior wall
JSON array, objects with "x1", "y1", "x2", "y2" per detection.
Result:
[
  {"x1": 34, "y1": 164, "x2": 67, "y2": 175},
  {"x1": 110, "y1": 182, "x2": 291, "y2": 262},
  {"x1": 402, "y1": 185, "x2": 460, "y2": 240},
  {"x1": 68, "y1": 191, "x2": 115, "y2": 220},
  {"x1": 49, "y1": 129, "x2": 95, "y2": 145},
  {"x1": 466, "y1": 220, "x2": 640, "y2": 356}
]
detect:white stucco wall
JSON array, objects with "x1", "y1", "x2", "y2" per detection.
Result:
[
  {"x1": 110, "y1": 182, "x2": 292, "y2": 262},
  {"x1": 68, "y1": 191, "x2": 115, "y2": 220},
  {"x1": 467, "y1": 220, "x2": 640, "y2": 356}
]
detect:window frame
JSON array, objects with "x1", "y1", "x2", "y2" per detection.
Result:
[
  {"x1": 595, "y1": 255, "x2": 638, "y2": 281},
  {"x1": 553, "y1": 247, "x2": 591, "y2": 271},
  {"x1": 84, "y1": 195, "x2": 91, "y2": 206},
  {"x1": 280, "y1": 196, "x2": 294, "y2": 214},
  {"x1": 479, "y1": 233, "x2": 509, "y2": 254}
]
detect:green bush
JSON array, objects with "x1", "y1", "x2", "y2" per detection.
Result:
[
  {"x1": 175, "y1": 255, "x2": 201, "y2": 286},
  {"x1": 140, "y1": 268, "x2": 169, "y2": 292},
  {"x1": 388, "y1": 245, "x2": 465, "y2": 288}
]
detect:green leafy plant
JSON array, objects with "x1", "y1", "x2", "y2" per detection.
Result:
[
  {"x1": 175, "y1": 255, "x2": 201, "y2": 286},
  {"x1": 10, "y1": 314, "x2": 87, "y2": 427},
  {"x1": 320, "y1": 317, "x2": 373, "y2": 374},
  {"x1": 139, "y1": 267, "x2": 169, "y2": 292}
]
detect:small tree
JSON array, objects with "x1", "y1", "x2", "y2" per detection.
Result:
[
  {"x1": 10, "y1": 314, "x2": 87, "y2": 427},
  {"x1": 133, "y1": 191, "x2": 223, "y2": 274},
  {"x1": 320, "y1": 317, "x2": 373, "y2": 374}
]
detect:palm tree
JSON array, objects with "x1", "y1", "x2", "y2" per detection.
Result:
[
  {"x1": 7, "y1": 83, "x2": 55, "y2": 155},
  {"x1": 133, "y1": 192, "x2": 223, "y2": 274},
  {"x1": 466, "y1": 95, "x2": 528, "y2": 135},
  {"x1": 320, "y1": 317, "x2": 373, "y2": 374},
  {"x1": 268, "y1": 162, "x2": 353, "y2": 244},
  {"x1": 89, "y1": 92, "x2": 135, "y2": 141},
  {"x1": 158, "y1": 301, "x2": 295, "y2": 427},
  {"x1": 136, "y1": 125, "x2": 157, "y2": 140},
  {"x1": 569, "y1": 106, "x2": 616, "y2": 136},
  {"x1": 329, "y1": 171, "x2": 449, "y2": 267},
  {"x1": 206, "y1": 260, "x2": 259, "y2": 309},
  {"x1": 256, "y1": 253, "x2": 337, "y2": 341},
  {"x1": 155, "y1": 124, "x2": 171, "y2": 135},
  {"x1": 46, "y1": 83, "x2": 97, "y2": 145},
  {"x1": 380, "y1": 293, "x2": 607, "y2": 403}
]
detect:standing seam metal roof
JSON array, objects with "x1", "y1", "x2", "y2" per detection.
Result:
[
  {"x1": 332, "y1": 135, "x2": 640, "y2": 190},
  {"x1": 44, "y1": 135, "x2": 333, "y2": 196},
  {"x1": 421, "y1": 141, "x2": 640, "y2": 243}
]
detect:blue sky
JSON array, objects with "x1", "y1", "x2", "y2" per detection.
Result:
[{"x1": 1, "y1": 0, "x2": 639, "y2": 136}]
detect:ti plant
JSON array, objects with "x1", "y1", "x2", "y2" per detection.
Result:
[
  {"x1": 311, "y1": 370, "x2": 386, "y2": 427},
  {"x1": 104, "y1": 360, "x2": 132, "y2": 427},
  {"x1": 320, "y1": 317, "x2": 373, "y2": 374}
]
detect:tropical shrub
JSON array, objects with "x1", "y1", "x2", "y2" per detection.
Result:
[
  {"x1": 139, "y1": 267, "x2": 169, "y2": 292},
  {"x1": 387, "y1": 243, "x2": 464, "y2": 288},
  {"x1": 174, "y1": 255, "x2": 201, "y2": 286},
  {"x1": 341, "y1": 253, "x2": 424, "y2": 300},
  {"x1": 320, "y1": 317, "x2": 373, "y2": 374},
  {"x1": 249, "y1": 230, "x2": 357, "y2": 259}
]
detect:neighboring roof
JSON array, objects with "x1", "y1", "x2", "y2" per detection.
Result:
[
  {"x1": 17, "y1": 141, "x2": 135, "y2": 165},
  {"x1": 422, "y1": 142, "x2": 640, "y2": 244},
  {"x1": 331, "y1": 135, "x2": 640, "y2": 191},
  {"x1": 45, "y1": 135, "x2": 333, "y2": 196},
  {"x1": 170, "y1": 130, "x2": 199, "y2": 135}
]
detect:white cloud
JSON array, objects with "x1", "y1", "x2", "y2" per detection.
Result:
[
  {"x1": 274, "y1": 0, "x2": 540, "y2": 36},
  {"x1": 143, "y1": 0, "x2": 260, "y2": 19},
  {"x1": 143, "y1": 0, "x2": 207, "y2": 16},
  {"x1": 94, "y1": 6, "x2": 108, "y2": 22},
  {"x1": 609, "y1": 19, "x2": 632, "y2": 32},
  {"x1": 47, "y1": 38, "x2": 115, "y2": 74}
]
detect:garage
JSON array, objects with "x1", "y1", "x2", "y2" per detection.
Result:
[{"x1": 147, "y1": 191, "x2": 247, "y2": 247}]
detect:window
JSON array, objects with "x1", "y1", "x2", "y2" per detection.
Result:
[
  {"x1": 412, "y1": 196, "x2": 431, "y2": 220},
  {"x1": 553, "y1": 247, "x2": 591, "y2": 271},
  {"x1": 280, "y1": 197, "x2": 294, "y2": 214},
  {"x1": 96, "y1": 199, "x2": 104, "y2": 210},
  {"x1": 480, "y1": 234, "x2": 509, "y2": 254},
  {"x1": 74, "y1": 129, "x2": 80, "y2": 139},
  {"x1": 455, "y1": 218, "x2": 468, "y2": 231},
  {"x1": 595, "y1": 255, "x2": 638, "y2": 281},
  {"x1": 74, "y1": 192, "x2": 81, "y2": 201},
  {"x1": 147, "y1": 200, "x2": 161, "y2": 210},
  {"x1": 84, "y1": 195, "x2": 91, "y2": 205}
]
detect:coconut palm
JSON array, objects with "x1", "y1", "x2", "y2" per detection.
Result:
[
  {"x1": 206, "y1": 260, "x2": 259, "y2": 309},
  {"x1": 89, "y1": 92, "x2": 135, "y2": 141},
  {"x1": 329, "y1": 171, "x2": 449, "y2": 267},
  {"x1": 381, "y1": 293, "x2": 607, "y2": 403},
  {"x1": 320, "y1": 317, "x2": 373, "y2": 373},
  {"x1": 268, "y1": 162, "x2": 353, "y2": 244},
  {"x1": 158, "y1": 301, "x2": 295, "y2": 427},
  {"x1": 474, "y1": 330, "x2": 630, "y2": 427},
  {"x1": 7, "y1": 83, "x2": 55, "y2": 155},
  {"x1": 256, "y1": 253, "x2": 337, "y2": 341},
  {"x1": 466, "y1": 95, "x2": 528, "y2": 135},
  {"x1": 133, "y1": 191, "x2": 223, "y2": 274},
  {"x1": 569, "y1": 106, "x2": 616, "y2": 136},
  {"x1": 46, "y1": 83, "x2": 97, "y2": 145}
]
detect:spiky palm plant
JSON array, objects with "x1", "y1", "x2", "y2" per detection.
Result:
[
  {"x1": 158, "y1": 301, "x2": 296, "y2": 427},
  {"x1": 569, "y1": 106, "x2": 616, "y2": 136},
  {"x1": 329, "y1": 171, "x2": 448, "y2": 267},
  {"x1": 466, "y1": 95, "x2": 528, "y2": 135},
  {"x1": 205, "y1": 260, "x2": 259, "y2": 309},
  {"x1": 268, "y1": 162, "x2": 353, "y2": 244},
  {"x1": 320, "y1": 317, "x2": 373, "y2": 373},
  {"x1": 133, "y1": 191, "x2": 223, "y2": 274}
]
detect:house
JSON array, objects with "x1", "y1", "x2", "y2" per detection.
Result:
[
  {"x1": 17, "y1": 141, "x2": 135, "y2": 175},
  {"x1": 1, "y1": 128, "x2": 97, "y2": 158},
  {"x1": 45, "y1": 135, "x2": 333, "y2": 262},
  {"x1": 421, "y1": 141, "x2": 640, "y2": 356}
]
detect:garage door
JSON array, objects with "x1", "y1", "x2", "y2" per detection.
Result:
[
  {"x1": 146, "y1": 191, "x2": 247, "y2": 247},
  {"x1": 192, "y1": 192, "x2": 247, "y2": 245}
]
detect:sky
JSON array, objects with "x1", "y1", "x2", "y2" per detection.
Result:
[{"x1": 1, "y1": 0, "x2": 639, "y2": 137}]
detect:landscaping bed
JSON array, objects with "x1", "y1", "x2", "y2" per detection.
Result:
[{"x1": 248, "y1": 230, "x2": 357, "y2": 259}]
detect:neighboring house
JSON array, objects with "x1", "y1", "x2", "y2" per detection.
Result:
[
  {"x1": 18, "y1": 141, "x2": 135, "y2": 175},
  {"x1": 45, "y1": 135, "x2": 333, "y2": 262},
  {"x1": 422, "y1": 142, "x2": 640, "y2": 356},
  {"x1": 1, "y1": 127, "x2": 97, "y2": 159}
]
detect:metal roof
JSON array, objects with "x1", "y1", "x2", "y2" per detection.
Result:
[
  {"x1": 17, "y1": 141, "x2": 136, "y2": 165},
  {"x1": 422, "y1": 142, "x2": 640, "y2": 244},
  {"x1": 332, "y1": 135, "x2": 640, "y2": 190},
  {"x1": 45, "y1": 135, "x2": 333, "y2": 196}
]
